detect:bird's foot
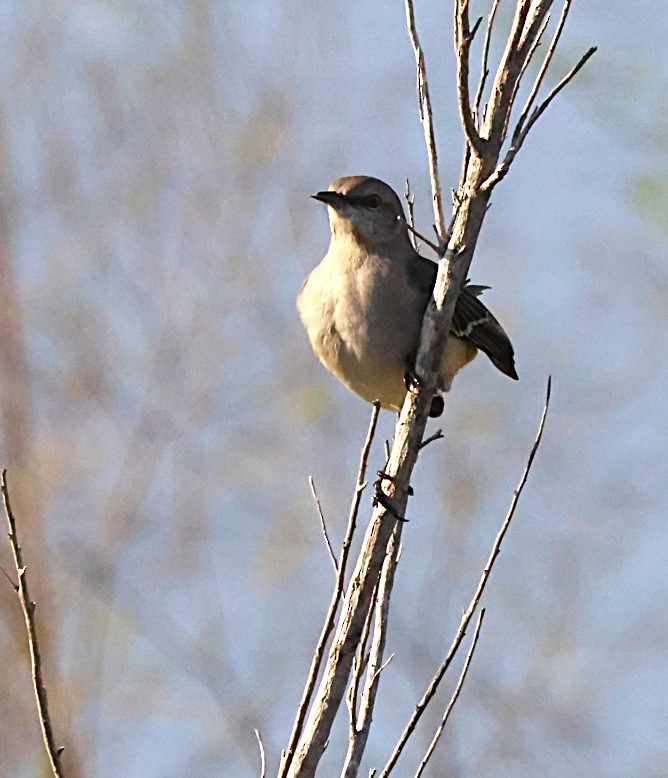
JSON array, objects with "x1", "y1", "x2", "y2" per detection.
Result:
[
  {"x1": 372, "y1": 475, "x2": 408, "y2": 522},
  {"x1": 376, "y1": 471, "x2": 414, "y2": 496},
  {"x1": 404, "y1": 365, "x2": 422, "y2": 392},
  {"x1": 405, "y1": 366, "x2": 444, "y2": 418}
]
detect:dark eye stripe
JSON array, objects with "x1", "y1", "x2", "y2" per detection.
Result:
[{"x1": 350, "y1": 194, "x2": 381, "y2": 208}]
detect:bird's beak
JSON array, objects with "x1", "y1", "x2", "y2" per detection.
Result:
[{"x1": 311, "y1": 191, "x2": 347, "y2": 208}]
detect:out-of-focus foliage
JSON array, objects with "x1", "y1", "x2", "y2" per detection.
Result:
[{"x1": 0, "y1": 2, "x2": 666, "y2": 776}]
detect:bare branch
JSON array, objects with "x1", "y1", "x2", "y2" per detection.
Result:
[
  {"x1": 254, "y1": 729, "x2": 267, "y2": 778},
  {"x1": 482, "y1": 46, "x2": 597, "y2": 191},
  {"x1": 503, "y1": 11, "x2": 552, "y2": 140},
  {"x1": 309, "y1": 476, "x2": 338, "y2": 575},
  {"x1": 405, "y1": 0, "x2": 449, "y2": 243},
  {"x1": 342, "y1": 526, "x2": 401, "y2": 776},
  {"x1": 279, "y1": 402, "x2": 381, "y2": 777},
  {"x1": 454, "y1": 1, "x2": 487, "y2": 156},
  {"x1": 480, "y1": 0, "x2": 540, "y2": 143},
  {"x1": 0, "y1": 563, "x2": 17, "y2": 589},
  {"x1": 414, "y1": 610, "x2": 486, "y2": 778},
  {"x1": 347, "y1": 583, "x2": 376, "y2": 737},
  {"x1": 419, "y1": 429, "x2": 444, "y2": 450},
  {"x1": 404, "y1": 179, "x2": 420, "y2": 252},
  {"x1": 525, "y1": 44, "x2": 597, "y2": 129},
  {"x1": 372, "y1": 653, "x2": 394, "y2": 685},
  {"x1": 2, "y1": 470, "x2": 64, "y2": 777},
  {"x1": 517, "y1": 0, "x2": 573, "y2": 136},
  {"x1": 398, "y1": 216, "x2": 442, "y2": 256},
  {"x1": 473, "y1": 0, "x2": 502, "y2": 126},
  {"x1": 378, "y1": 378, "x2": 551, "y2": 777}
]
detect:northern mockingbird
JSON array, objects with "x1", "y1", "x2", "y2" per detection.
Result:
[{"x1": 298, "y1": 175, "x2": 518, "y2": 417}]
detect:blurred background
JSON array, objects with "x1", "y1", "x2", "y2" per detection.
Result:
[{"x1": 0, "y1": 1, "x2": 665, "y2": 776}]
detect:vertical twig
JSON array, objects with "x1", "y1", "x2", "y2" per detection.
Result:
[
  {"x1": 254, "y1": 729, "x2": 267, "y2": 778},
  {"x1": 404, "y1": 179, "x2": 420, "y2": 252},
  {"x1": 2, "y1": 470, "x2": 64, "y2": 777},
  {"x1": 516, "y1": 0, "x2": 573, "y2": 135},
  {"x1": 342, "y1": 526, "x2": 401, "y2": 776},
  {"x1": 347, "y1": 581, "x2": 377, "y2": 737},
  {"x1": 473, "y1": 0, "x2": 502, "y2": 126},
  {"x1": 454, "y1": 1, "x2": 487, "y2": 156},
  {"x1": 309, "y1": 476, "x2": 338, "y2": 575},
  {"x1": 405, "y1": 0, "x2": 449, "y2": 244},
  {"x1": 503, "y1": 11, "x2": 551, "y2": 139}
]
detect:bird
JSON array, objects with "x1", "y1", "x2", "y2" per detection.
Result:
[{"x1": 297, "y1": 175, "x2": 517, "y2": 417}]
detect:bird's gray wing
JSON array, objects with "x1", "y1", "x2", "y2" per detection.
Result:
[
  {"x1": 452, "y1": 286, "x2": 518, "y2": 379},
  {"x1": 407, "y1": 255, "x2": 518, "y2": 380}
]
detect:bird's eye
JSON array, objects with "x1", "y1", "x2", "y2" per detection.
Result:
[{"x1": 366, "y1": 194, "x2": 381, "y2": 209}]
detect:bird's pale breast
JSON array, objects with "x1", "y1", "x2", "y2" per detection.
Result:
[{"x1": 298, "y1": 251, "x2": 420, "y2": 409}]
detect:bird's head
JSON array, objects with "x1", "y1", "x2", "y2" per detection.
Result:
[{"x1": 312, "y1": 176, "x2": 412, "y2": 252}]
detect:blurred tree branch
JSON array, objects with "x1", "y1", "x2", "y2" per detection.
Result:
[
  {"x1": 283, "y1": 1, "x2": 593, "y2": 776},
  {"x1": 2, "y1": 470, "x2": 63, "y2": 777}
]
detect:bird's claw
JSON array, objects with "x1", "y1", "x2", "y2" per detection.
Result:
[
  {"x1": 373, "y1": 472, "x2": 411, "y2": 522},
  {"x1": 376, "y1": 471, "x2": 414, "y2": 496},
  {"x1": 373, "y1": 486, "x2": 408, "y2": 522},
  {"x1": 405, "y1": 365, "x2": 443, "y2": 417},
  {"x1": 404, "y1": 366, "x2": 423, "y2": 392}
]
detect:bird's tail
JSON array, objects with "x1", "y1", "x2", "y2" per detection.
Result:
[{"x1": 451, "y1": 285, "x2": 518, "y2": 380}]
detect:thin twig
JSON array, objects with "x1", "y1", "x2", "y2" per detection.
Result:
[
  {"x1": 404, "y1": 179, "x2": 420, "y2": 252},
  {"x1": 372, "y1": 653, "x2": 395, "y2": 685},
  {"x1": 0, "y1": 563, "x2": 16, "y2": 588},
  {"x1": 519, "y1": 46, "x2": 597, "y2": 139},
  {"x1": 473, "y1": 0, "x2": 502, "y2": 127},
  {"x1": 405, "y1": 0, "x2": 449, "y2": 243},
  {"x1": 517, "y1": 0, "x2": 573, "y2": 137},
  {"x1": 378, "y1": 378, "x2": 551, "y2": 777},
  {"x1": 503, "y1": 11, "x2": 551, "y2": 140},
  {"x1": 279, "y1": 403, "x2": 381, "y2": 777},
  {"x1": 482, "y1": 46, "x2": 597, "y2": 191},
  {"x1": 419, "y1": 429, "x2": 444, "y2": 450},
  {"x1": 454, "y1": 0, "x2": 487, "y2": 156},
  {"x1": 347, "y1": 581, "x2": 377, "y2": 736},
  {"x1": 480, "y1": 0, "x2": 534, "y2": 141},
  {"x1": 255, "y1": 729, "x2": 267, "y2": 778},
  {"x1": 309, "y1": 476, "x2": 338, "y2": 575},
  {"x1": 398, "y1": 217, "x2": 442, "y2": 255},
  {"x1": 1, "y1": 470, "x2": 64, "y2": 777},
  {"x1": 414, "y1": 610, "x2": 486, "y2": 778},
  {"x1": 342, "y1": 526, "x2": 401, "y2": 776}
]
